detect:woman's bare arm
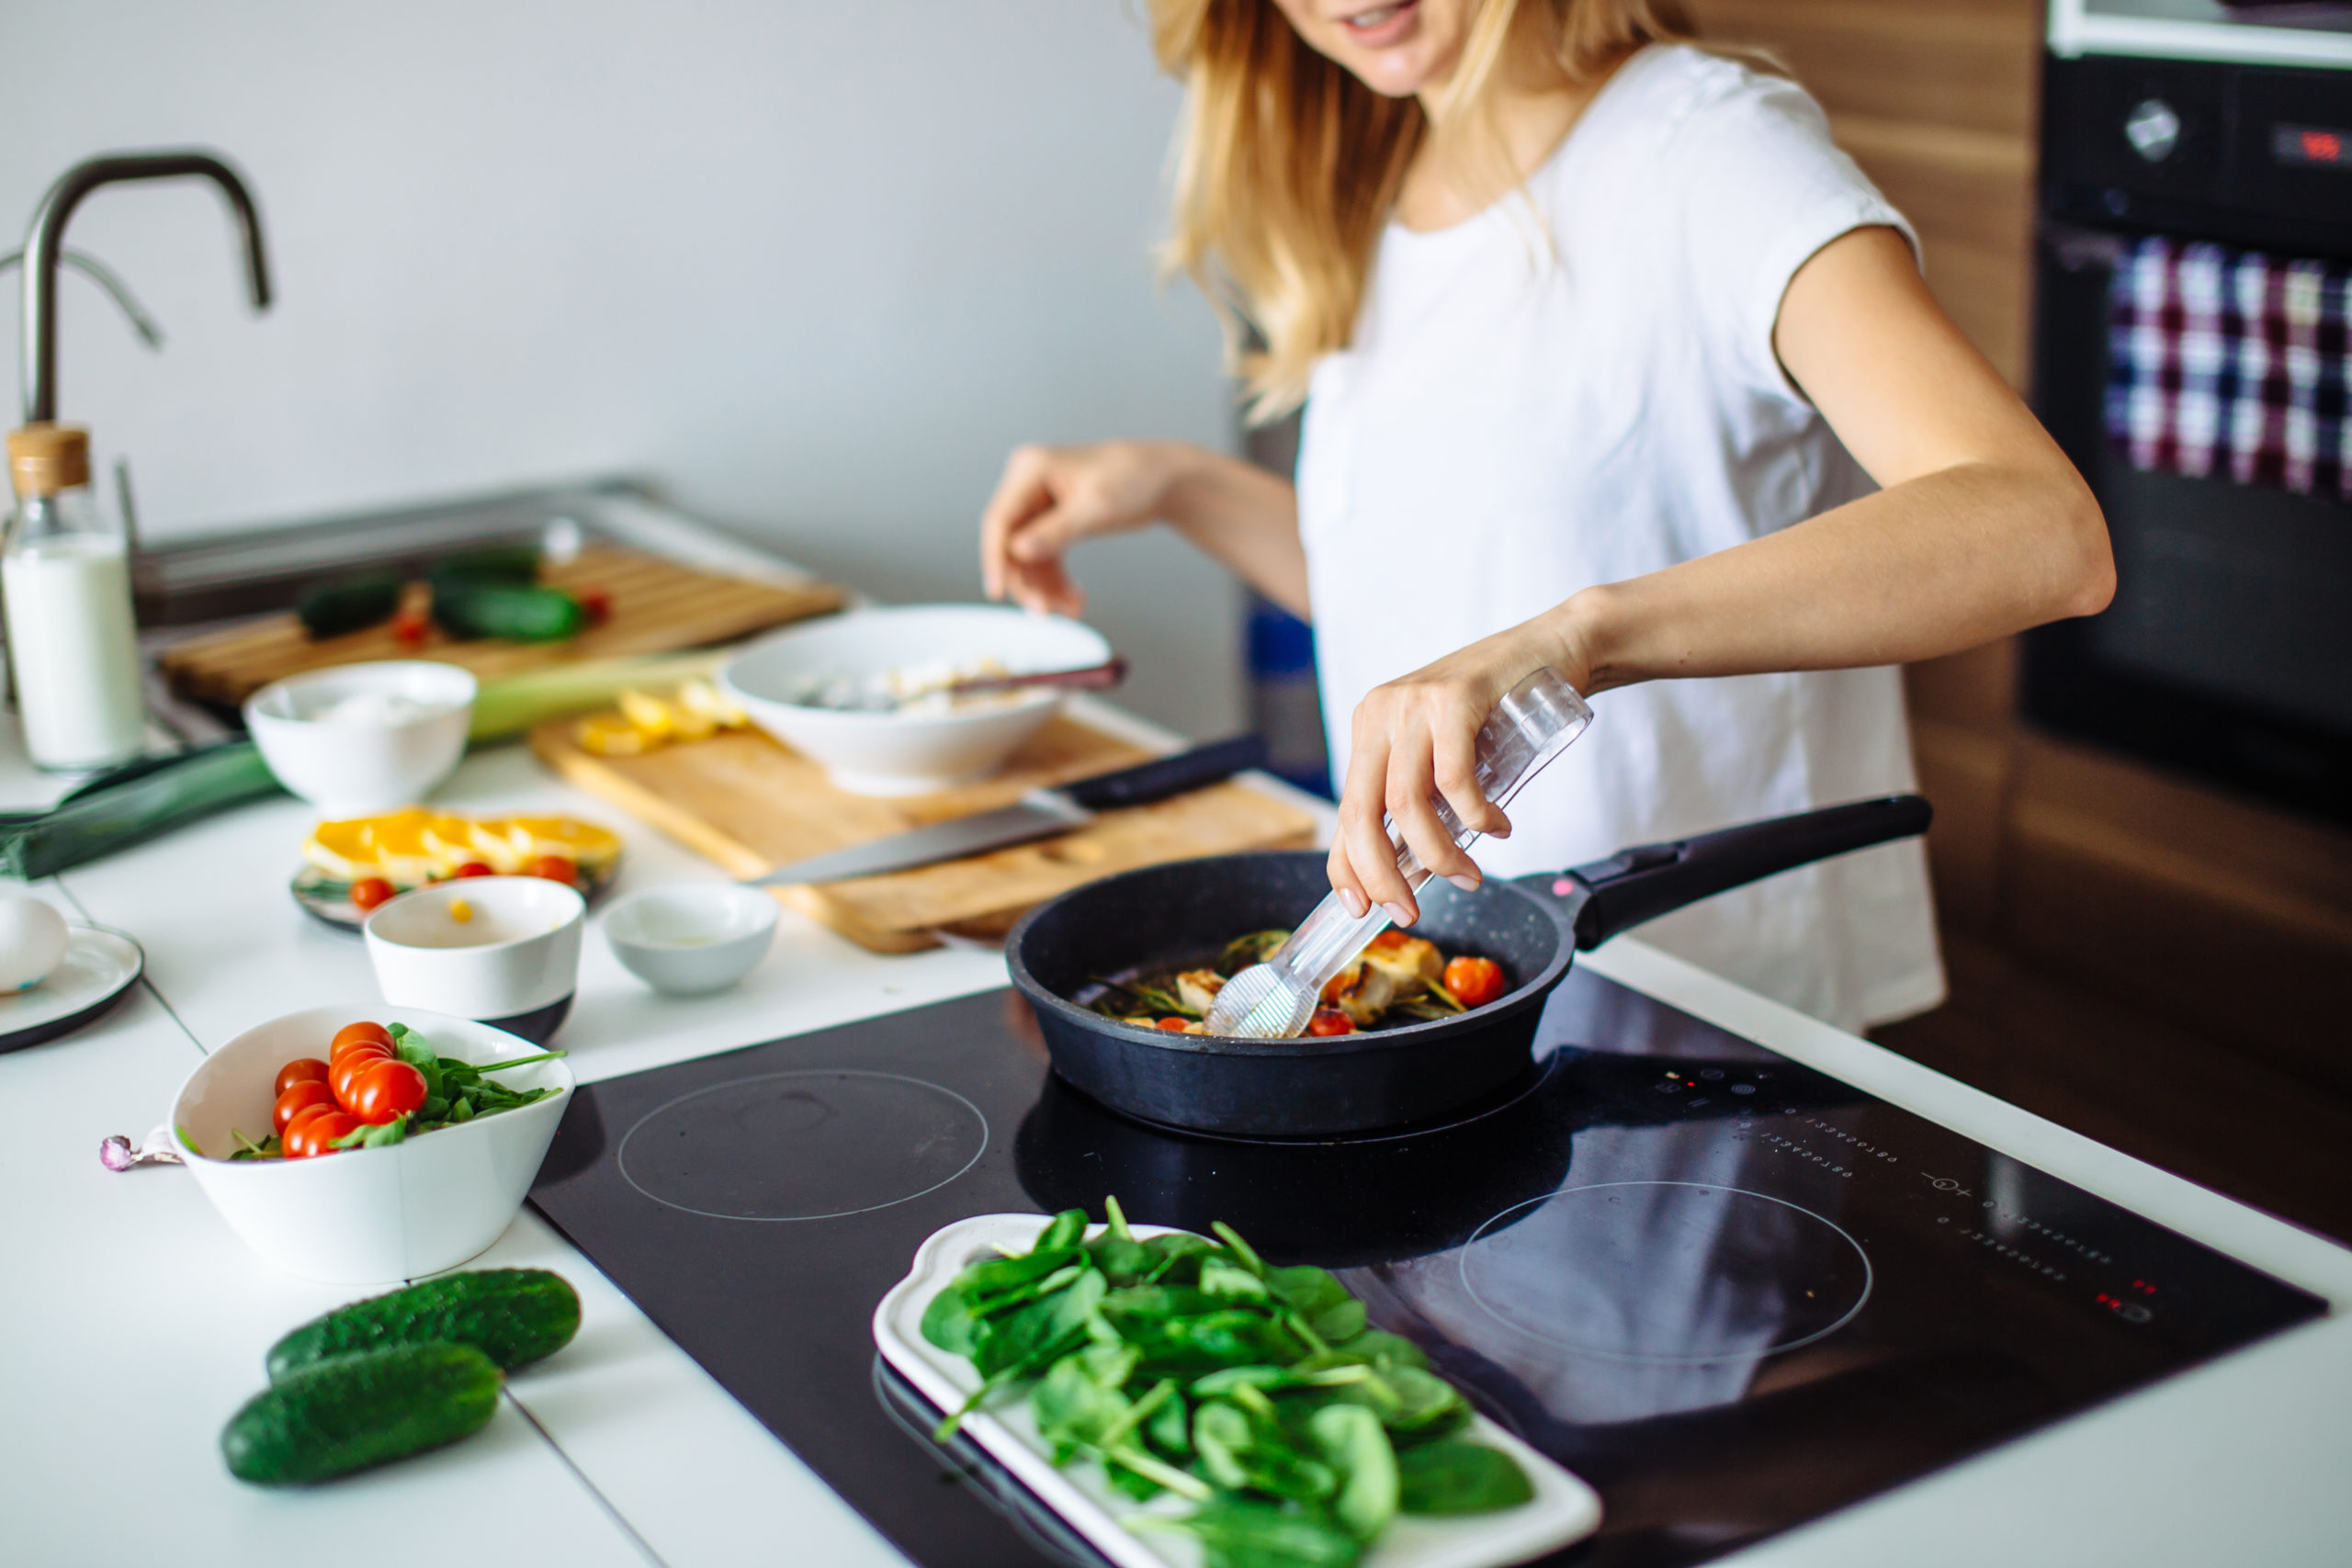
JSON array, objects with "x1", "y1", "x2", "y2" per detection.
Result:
[{"x1": 1329, "y1": 226, "x2": 2115, "y2": 924}]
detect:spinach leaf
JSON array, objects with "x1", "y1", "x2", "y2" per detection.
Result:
[
  {"x1": 1267, "y1": 1264, "x2": 1348, "y2": 1314},
  {"x1": 972, "y1": 1268, "x2": 1105, "y2": 1378},
  {"x1": 1035, "y1": 1208, "x2": 1089, "y2": 1256},
  {"x1": 1141, "y1": 1498, "x2": 1363, "y2": 1568},
  {"x1": 1201, "y1": 1258, "x2": 1272, "y2": 1302},
  {"x1": 1307, "y1": 1404, "x2": 1398, "y2": 1540},
  {"x1": 1395, "y1": 1439, "x2": 1535, "y2": 1515},
  {"x1": 1378, "y1": 1365, "x2": 1469, "y2": 1437}
]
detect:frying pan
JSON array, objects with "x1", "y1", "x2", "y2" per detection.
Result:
[{"x1": 1006, "y1": 795, "x2": 1930, "y2": 1137}]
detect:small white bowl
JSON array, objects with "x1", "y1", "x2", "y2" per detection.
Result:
[
  {"x1": 245, "y1": 660, "x2": 477, "y2": 814},
  {"x1": 602, "y1": 885, "x2": 778, "y2": 995},
  {"x1": 170, "y1": 1004, "x2": 571, "y2": 1284},
  {"x1": 720, "y1": 604, "x2": 1111, "y2": 795},
  {"x1": 365, "y1": 876, "x2": 584, "y2": 1043}
]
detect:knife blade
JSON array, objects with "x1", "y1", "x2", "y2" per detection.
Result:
[{"x1": 744, "y1": 734, "x2": 1269, "y2": 886}]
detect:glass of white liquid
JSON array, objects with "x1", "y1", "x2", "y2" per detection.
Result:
[{"x1": 5, "y1": 424, "x2": 147, "y2": 771}]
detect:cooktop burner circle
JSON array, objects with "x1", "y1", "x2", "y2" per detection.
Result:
[
  {"x1": 1460, "y1": 1180, "x2": 1872, "y2": 1362},
  {"x1": 616, "y1": 1069, "x2": 989, "y2": 1222}
]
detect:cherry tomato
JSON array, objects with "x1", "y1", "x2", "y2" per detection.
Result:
[
  {"x1": 274, "y1": 1057, "x2": 331, "y2": 1096},
  {"x1": 391, "y1": 611, "x2": 429, "y2": 649},
  {"x1": 350, "y1": 877, "x2": 397, "y2": 913},
  {"x1": 332, "y1": 1046, "x2": 395, "y2": 1109},
  {"x1": 578, "y1": 587, "x2": 612, "y2": 625},
  {"x1": 1368, "y1": 930, "x2": 1411, "y2": 952},
  {"x1": 351, "y1": 1059, "x2": 428, "y2": 1125},
  {"x1": 331, "y1": 1021, "x2": 394, "y2": 1059},
  {"x1": 452, "y1": 861, "x2": 494, "y2": 878},
  {"x1": 1306, "y1": 1009, "x2": 1356, "y2": 1037},
  {"x1": 1442, "y1": 955, "x2": 1506, "y2": 1010},
  {"x1": 288, "y1": 1111, "x2": 362, "y2": 1158},
  {"x1": 527, "y1": 855, "x2": 578, "y2": 886},
  {"x1": 280, "y1": 1103, "x2": 336, "y2": 1157},
  {"x1": 1154, "y1": 1017, "x2": 1192, "y2": 1032},
  {"x1": 272, "y1": 1079, "x2": 339, "y2": 1135}
]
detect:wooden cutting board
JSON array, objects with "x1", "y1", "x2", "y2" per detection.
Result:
[
  {"x1": 529, "y1": 713, "x2": 1318, "y2": 953},
  {"x1": 158, "y1": 546, "x2": 846, "y2": 706}
]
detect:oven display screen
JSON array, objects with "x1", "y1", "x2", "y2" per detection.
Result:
[{"x1": 2272, "y1": 123, "x2": 2347, "y2": 170}]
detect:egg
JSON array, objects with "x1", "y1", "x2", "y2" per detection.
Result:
[{"x1": 0, "y1": 896, "x2": 70, "y2": 992}]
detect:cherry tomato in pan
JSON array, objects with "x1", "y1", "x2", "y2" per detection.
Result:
[
  {"x1": 272, "y1": 1079, "x2": 339, "y2": 1135},
  {"x1": 1154, "y1": 1017, "x2": 1192, "y2": 1032},
  {"x1": 287, "y1": 1111, "x2": 362, "y2": 1159},
  {"x1": 1306, "y1": 1009, "x2": 1356, "y2": 1037},
  {"x1": 1442, "y1": 956, "x2": 1506, "y2": 1010},
  {"x1": 526, "y1": 855, "x2": 578, "y2": 886},
  {"x1": 274, "y1": 1057, "x2": 331, "y2": 1096},
  {"x1": 349, "y1": 877, "x2": 397, "y2": 913},
  {"x1": 331, "y1": 1021, "x2": 394, "y2": 1059},
  {"x1": 350, "y1": 1060, "x2": 428, "y2": 1125},
  {"x1": 452, "y1": 861, "x2": 494, "y2": 878},
  {"x1": 332, "y1": 1047, "x2": 394, "y2": 1109}
]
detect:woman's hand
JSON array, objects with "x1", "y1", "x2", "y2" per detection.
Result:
[
  {"x1": 979, "y1": 441, "x2": 1195, "y2": 616},
  {"x1": 979, "y1": 439, "x2": 1314, "y2": 619},
  {"x1": 1329, "y1": 620, "x2": 1591, "y2": 928}
]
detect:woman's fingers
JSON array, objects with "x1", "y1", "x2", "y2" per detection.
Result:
[{"x1": 979, "y1": 446, "x2": 1057, "y2": 603}]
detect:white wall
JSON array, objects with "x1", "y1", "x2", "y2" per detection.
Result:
[{"x1": 2, "y1": 0, "x2": 1244, "y2": 737}]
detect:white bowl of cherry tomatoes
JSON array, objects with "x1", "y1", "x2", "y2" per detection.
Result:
[{"x1": 169, "y1": 1005, "x2": 572, "y2": 1284}]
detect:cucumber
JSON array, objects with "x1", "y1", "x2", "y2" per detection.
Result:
[
  {"x1": 296, "y1": 573, "x2": 403, "y2": 638},
  {"x1": 431, "y1": 583, "x2": 585, "y2": 643},
  {"x1": 266, "y1": 1268, "x2": 581, "y2": 1382},
  {"x1": 428, "y1": 545, "x2": 540, "y2": 591},
  {"x1": 222, "y1": 1342, "x2": 501, "y2": 1485}
]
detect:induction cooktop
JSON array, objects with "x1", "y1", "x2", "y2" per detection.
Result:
[{"x1": 527, "y1": 969, "x2": 2324, "y2": 1568}]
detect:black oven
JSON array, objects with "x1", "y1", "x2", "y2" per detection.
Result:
[{"x1": 2026, "y1": 47, "x2": 2352, "y2": 825}]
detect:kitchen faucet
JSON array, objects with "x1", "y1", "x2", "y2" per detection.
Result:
[{"x1": 18, "y1": 150, "x2": 272, "y2": 425}]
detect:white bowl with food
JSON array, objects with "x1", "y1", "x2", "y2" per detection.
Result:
[
  {"x1": 602, "y1": 884, "x2": 778, "y2": 995},
  {"x1": 170, "y1": 1004, "x2": 571, "y2": 1284},
  {"x1": 720, "y1": 604, "x2": 1111, "y2": 795},
  {"x1": 245, "y1": 660, "x2": 478, "y2": 814},
  {"x1": 364, "y1": 875, "x2": 584, "y2": 1044}
]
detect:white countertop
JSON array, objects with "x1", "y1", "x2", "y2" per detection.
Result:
[{"x1": 5, "y1": 536, "x2": 2349, "y2": 1565}]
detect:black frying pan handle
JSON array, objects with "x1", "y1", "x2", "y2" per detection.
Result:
[
  {"x1": 1056, "y1": 735, "x2": 1267, "y2": 811},
  {"x1": 1555, "y1": 795, "x2": 1931, "y2": 951}
]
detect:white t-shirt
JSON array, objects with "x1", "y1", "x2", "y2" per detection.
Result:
[{"x1": 1297, "y1": 44, "x2": 1945, "y2": 1032}]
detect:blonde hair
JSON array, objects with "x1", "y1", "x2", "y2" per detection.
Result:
[{"x1": 1151, "y1": 0, "x2": 1700, "y2": 421}]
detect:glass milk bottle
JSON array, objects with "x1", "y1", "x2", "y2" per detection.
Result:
[{"x1": 4, "y1": 424, "x2": 145, "y2": 770}]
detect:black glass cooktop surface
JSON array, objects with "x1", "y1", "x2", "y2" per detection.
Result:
[{"x1": 528, "y1": 971, "x2": 2324, "y2": 1568}]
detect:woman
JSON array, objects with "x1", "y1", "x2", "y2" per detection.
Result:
[{"x1": 978, "y1": 0, "x2": 2112, "y2": 1032}]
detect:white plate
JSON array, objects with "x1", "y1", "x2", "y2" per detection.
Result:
[
  {"x1": 873, "y1": 1213, "x2": 1604, "y2": 1568},
  {"x1": 0, "y1": 926, "x2": 142, "y2": 1054}
]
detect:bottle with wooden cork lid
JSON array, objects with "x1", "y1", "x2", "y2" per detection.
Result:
[{"x1": 6, "y1": 423, "x2": 146, "y2": 769}]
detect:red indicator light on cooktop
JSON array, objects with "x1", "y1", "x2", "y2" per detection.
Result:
[{"x1": 2274, "y1": 123, "x2": 2348, "y2": 169}]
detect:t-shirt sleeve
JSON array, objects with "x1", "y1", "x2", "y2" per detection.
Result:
[{"x1": 1665, "y1": 64, "x2": 1919, "y2": 402}]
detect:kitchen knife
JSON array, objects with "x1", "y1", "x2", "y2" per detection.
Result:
[{"x1": 745, "y1": 734, "x2": 1269, "y2": 886}]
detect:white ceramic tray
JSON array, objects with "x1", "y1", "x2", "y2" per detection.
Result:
[{"x1": 873, "y1": 1213, "x2": 1603, "y2": 1568}]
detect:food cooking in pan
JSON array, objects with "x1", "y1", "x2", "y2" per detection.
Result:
[{"x1": 1087, "y1": 930, "x2": 1509, "y2": 1038}]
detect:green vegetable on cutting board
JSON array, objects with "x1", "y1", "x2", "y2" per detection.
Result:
[
  {"x1": 429, "y1": 581, "x2": 587, "y2": 643},
  {"x1": 922, "y1": 1199, "x2": 1537, "y2": 1568},
  {"x1": 295, "y1": 573, "x2": 404, "y2": 638},
  {"x1": 221, "y1": 1268, "x2": 582, "y2": 1485}
]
